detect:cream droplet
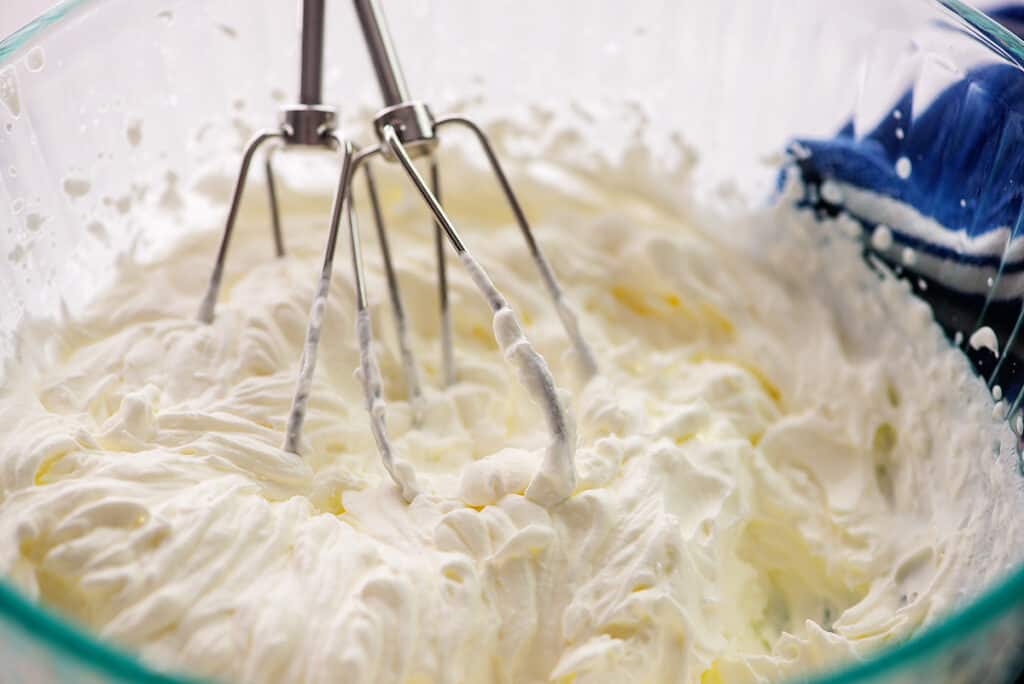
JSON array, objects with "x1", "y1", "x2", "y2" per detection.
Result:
[
  {"x1": 871, "y1": 225, "x2": 894, "y2": 251},
  {"x1": 24, "y1": 46, "x2": 45, "y2": 72},
  {"x1": 26, "y1": 213, "x2": 47, "y2": 232},
  {"x1": 820, "y1": 180, "x2": 843, "y2": 205},
  {"x1": 0, "y1": 66, "x2": 20, "y2": 117},
  {"x1": 969, "y1": 326, "x2": 999, "y2": 356},
  {"x1": 24, "y1": 47, "x2": 45, "y2": 72},
  {"x1": 895, "y1": 157, "x2": 912, "y2": 179},
  {"x1": 126, "y1": 120, "x2": 142, "y2": 146},
  {"x1": 63, "y1": 176, "x2": 92, "y2": 198}
]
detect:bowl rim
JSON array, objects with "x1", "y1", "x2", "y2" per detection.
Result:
[{"x1": 1, "y1": 1, "x2": 1023, "y2": 683}]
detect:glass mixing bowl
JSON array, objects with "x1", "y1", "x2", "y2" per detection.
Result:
[{"x1": 1, "y1": 0, "x2": 1023, "y2": 682}]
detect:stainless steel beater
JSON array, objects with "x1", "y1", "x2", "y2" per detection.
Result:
[
  {"x1": 350, "y1": 0, "x2": 599, "y2": 386},
  {"x1": 198, "y1": 0, "x2": 596, "y2": 506},
  {"x1": 197, "y1": 0, "x2": 336, "y2": 326},
  {"x1": 197, "y1": 0, "x2": 418, "y2": 497}
]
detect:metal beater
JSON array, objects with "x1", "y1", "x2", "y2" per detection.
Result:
[
  {"x1": 197, "y1": 0, "x2": 337, "y2": 327},
  {"x1": 198, "y1": 0, "x2": 597, "y2": 506}
]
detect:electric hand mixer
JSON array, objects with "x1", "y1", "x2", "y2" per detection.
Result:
[{"x1": 195, "y1": 0, "x2": 597, "y2": 506}]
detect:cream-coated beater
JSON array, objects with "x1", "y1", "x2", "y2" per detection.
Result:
[{"x1": 197, "y1": 0, "x2": 596, "y2": 505}]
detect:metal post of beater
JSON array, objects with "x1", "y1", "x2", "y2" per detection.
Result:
[{"x1": 348, "y1": 0, "x2": 594, "y2": 505}]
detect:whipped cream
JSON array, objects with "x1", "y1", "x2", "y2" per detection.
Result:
[{"x1": 0, "y1": 153, "x2": 1022, "y2": 684}]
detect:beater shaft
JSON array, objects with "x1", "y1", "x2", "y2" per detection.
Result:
[
  {"x1": 299, "y1": 0, "x2": 326, "y2": 106},
  {"x1": 352, "y1": 0, "x2": 410, "y2": 107}
]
